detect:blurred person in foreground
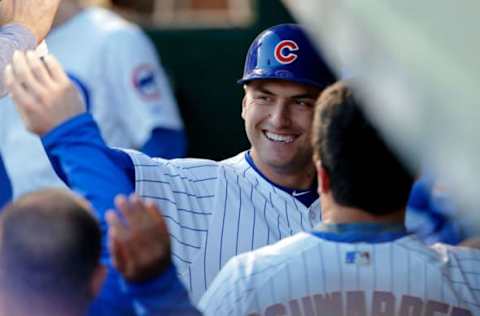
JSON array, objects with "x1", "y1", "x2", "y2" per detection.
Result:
[
  {"x1": 199, "y1": 82, "x2": 480, "y2": 315},
  {"x1": 0, "y1": 0, "x2": 59, "y2": 96},
  {"x1": 0, "y1": 189, "x2": 198, "y2": 316}
]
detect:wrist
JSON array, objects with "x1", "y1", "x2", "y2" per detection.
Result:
[{"x1": 1, "y1": 23, "x2": 37, "y2": 48}]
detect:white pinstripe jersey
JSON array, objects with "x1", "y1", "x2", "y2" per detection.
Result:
[
  {"x1": 125, "y1": 150, "x2": 322, "y2": 303},
  {"x1": 199, "y1": 232, "x2": 480, "y2": 316}
]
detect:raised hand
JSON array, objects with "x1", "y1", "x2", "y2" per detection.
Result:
[
  {"x1": 106, "y1": 195, "x2": 171, "y2": 283},
  {"x1": 5, "y1": 51, "x2": 86, "y2": 135},
  {"x1": 0, "y1": 0, "x2": 61, "y2": 43}
]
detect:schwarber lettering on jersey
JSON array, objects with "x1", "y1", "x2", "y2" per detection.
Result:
[
  {"x1": 199, "y1": 232, "x2": 480, "y2": 316},
  {"x1": 248, "y1": 291, "x2": 472, "y2": 316}
]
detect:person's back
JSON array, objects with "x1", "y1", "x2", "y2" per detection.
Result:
[{"x1": 202, "y1": 231, "x2": 479, "y2": 315}]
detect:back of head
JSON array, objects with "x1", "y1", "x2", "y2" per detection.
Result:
[
  {"x1": 0, "y1": 189, "x2": 101, "y2": 315},
  {"x1": 239, "y1": 23, "x2": 336, "y2": 90},
  {"x1": 312, "y1": 81, "x2": 414, "y2": 215}
]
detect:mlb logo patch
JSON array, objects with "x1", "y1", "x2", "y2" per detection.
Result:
[
  {"x1": 345, "y1": 251, "x2": 371, "y2": 265},
  {"x1": 132, "y1": 64, "x2": 161, "y2": 101}
]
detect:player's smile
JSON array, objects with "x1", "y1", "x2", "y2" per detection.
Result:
[{"x1": 263, "y1": 130, "x2": 298, "y2": 144}]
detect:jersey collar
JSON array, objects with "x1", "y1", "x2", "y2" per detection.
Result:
[
  {"x1": 244, "y1": 151, "x2": 318, "y2": 207},
  {"x1": 311, "y1": 222, "x2": 409, "y2": 243}
]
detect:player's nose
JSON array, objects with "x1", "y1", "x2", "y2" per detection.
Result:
[{"x1": 269, "y1": 102, "x2": 292, "y2": 128}]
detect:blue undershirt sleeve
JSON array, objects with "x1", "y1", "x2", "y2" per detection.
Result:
[
  {"x1": 41, "y1": 113, "x2": 135, "y2": 259},
  {"x1": 125, "y1": 264, "x2": 201, "y2": 316},
  {"x1": 140, "y1": 127, "x2": 187, "y2": 158}
]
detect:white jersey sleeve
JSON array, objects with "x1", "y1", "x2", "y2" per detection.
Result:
[
  {"x1": 99, "y1": 26, "x2": 183, "y2": 147},
  {"x1": 125, "y1": 150, "x2": 221, "y2": 276}
]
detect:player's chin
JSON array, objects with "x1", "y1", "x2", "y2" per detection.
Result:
[{"x1": 263, "y1": 153, "x2": 299, "y2": 169}]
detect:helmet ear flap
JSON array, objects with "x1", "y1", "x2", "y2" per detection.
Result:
[{"x1": 238, "y1": 24, "x2": 336, "y2": 90}]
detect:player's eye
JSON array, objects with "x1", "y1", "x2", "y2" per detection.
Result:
[
  {"x1": 254, "y1": 95, "x2": 272, "y2": 104},
  {"x1": 294, "y1": 99, "x2": 314, "y2": 107}
]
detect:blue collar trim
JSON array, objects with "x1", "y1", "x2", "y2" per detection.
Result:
[
  {"x1": 244, "y1": 151, "x2": 318, "y2": 207},
  {"x1": 311, "y1": 222, "x2": 409, "y2": 243}
]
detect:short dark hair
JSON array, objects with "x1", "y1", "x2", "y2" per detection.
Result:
[
  {"x1": 0, "y1": 189, "x2": 102, "y2": 310},
  {"x1": 312, "y1": 81, "x2": 414, "y2": 215}
]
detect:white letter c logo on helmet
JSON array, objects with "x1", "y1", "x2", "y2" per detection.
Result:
[{"x1": 274, "y1": 40, "x2": 299, "y2": 64}]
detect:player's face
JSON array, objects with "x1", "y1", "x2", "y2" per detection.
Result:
[{"x1": 242, "y1": 80, "x2": 320, "y2": 179}]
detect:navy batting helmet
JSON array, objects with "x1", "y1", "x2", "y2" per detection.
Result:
[{"x1": 238, "y1": 24, "x2": 336, "y2": 89}]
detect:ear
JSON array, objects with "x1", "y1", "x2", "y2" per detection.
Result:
[
  {"x1": 315, "y1": 160, "x2": 330, "y2": 194},
  {"x1": 241, "y1": 95, "x2": 247, "y2": 120},
  {"x1": 89, "y1": 264, "x2": 107, "y2": 297}
]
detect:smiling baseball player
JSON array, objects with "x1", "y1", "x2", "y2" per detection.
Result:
[{"x1": 5, "y1": 23, "x2": 336, "y2": 312}]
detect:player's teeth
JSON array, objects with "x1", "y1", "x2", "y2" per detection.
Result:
[{"x1": 265, "y1": 132, "x2": 294, "y2": 143}]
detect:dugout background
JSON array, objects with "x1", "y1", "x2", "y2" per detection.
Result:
[{"x1": 146, "y1": 0, "x2": 295, "y2": 160}]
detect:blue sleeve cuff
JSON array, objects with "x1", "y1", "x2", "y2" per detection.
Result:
[
  {"x1": 121, "y1": 263, "x2": 200, "y2": 315},
  {"x1": 42, "y1": 113, "x2": 96, "y2": 148},
  {"x1": 122, "y1": 263, "x2": 178, "y2": 296}
]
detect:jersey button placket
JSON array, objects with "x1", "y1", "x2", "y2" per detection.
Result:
[{"x1": 308, "y1": 211, "x2": 316, "y2": 226}]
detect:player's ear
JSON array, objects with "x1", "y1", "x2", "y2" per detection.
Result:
[
  {"x1": 89, "y1": 264, "x2": 107, "y2": 298},
  {"x1": 316, "y1": 160, "x2": 330, "y2": 194},
  {"x1": 241, "y1": 95, "x2": 247, "y2": 120}
]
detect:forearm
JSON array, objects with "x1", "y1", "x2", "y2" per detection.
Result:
[
  {"x1": 41, "y1": 113, "x2": 135, "y2": 258},
  {"x1": 0, "y1": 24, "x2": 36, "y2": 97}
]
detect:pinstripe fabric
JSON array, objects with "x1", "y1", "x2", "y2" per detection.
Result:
[
  {"x1": 124, "y1": 150, "x2": 322, "y2": 303},
  {"x1": 199, "y1": 233, "x2": 480, "y2": 316}
]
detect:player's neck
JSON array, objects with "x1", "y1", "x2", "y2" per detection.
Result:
[
  {"x1": 321, "y1": 194, "x2": 405, "y2": 225},
  {"x1": 249, "y1": 152, "x2": 316, "y2": 190}
]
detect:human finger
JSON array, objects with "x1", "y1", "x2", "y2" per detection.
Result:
[
  {"x1": 145, "y1": 200, "x2": 168, "y2": 232},
  {"x1": 109, "y1": 233, "x2": 128, "y2": 274},
  {"x1": 25, "y1": 50, "x2": 54, "y2": 89},
  {"x1": 10, "y1": 51, "x2": 47, "y2": 101},
  {"x1": 126, "y1": 194, "x2": 150, "y2": 227},
  {"x1": 5, "y1": 64, "x2": 37, "y2": 112},
  {"x1": 106, "y1": 208, "x2": 129, "y2": 241},
  {"x1": 41, "y1": 54, "x2": 69, "y2": 83}
]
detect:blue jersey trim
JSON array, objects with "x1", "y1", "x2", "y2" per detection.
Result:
[
  {"x1": 311, "y1": 222, "x2": 409, "y2": 243},
  {"x1": 244, "y1": 151, "x2": 318, "y2": 207},
  {"x1": 0, "y1": 154, "x2": 12, "y2": 209},
  {"x1": 67, "y1": 73, "x2": 91, "y2": 112}
]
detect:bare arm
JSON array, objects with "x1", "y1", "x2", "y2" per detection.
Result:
[
  {"x1": 0, "y1": 0, "x2": 60, "y2": 96},
  {"x1": 0, "y1": 0, "x2": 61, "y2": 42},
  {"x1": 0, "y1": 24, "x2": 36, "y2": 96}
]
